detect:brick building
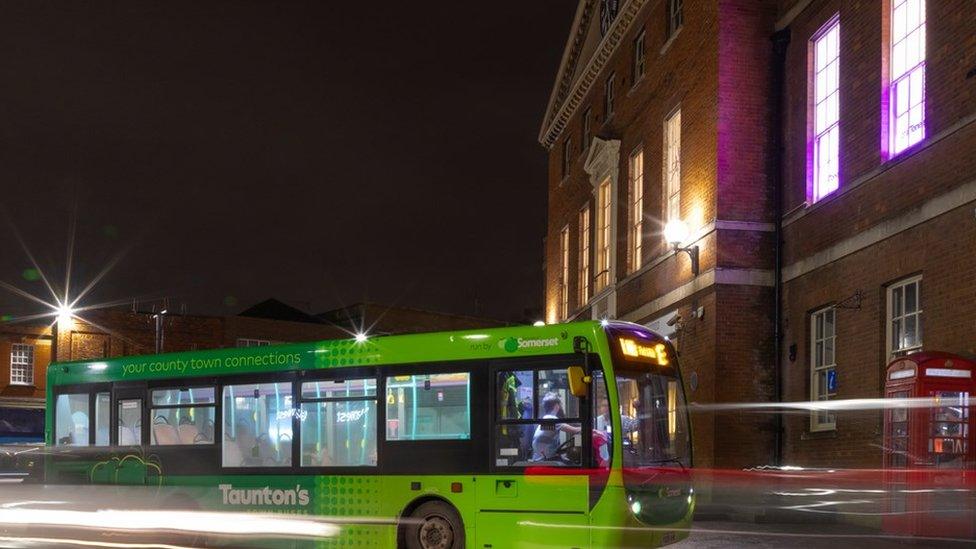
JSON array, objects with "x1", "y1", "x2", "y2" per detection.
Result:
[
  {"x1": 776, "y1": 0, "x2": 976, "y2": 468},
  {"x1": 541, "y1": 0, "x2": 976, "y2": 469}
]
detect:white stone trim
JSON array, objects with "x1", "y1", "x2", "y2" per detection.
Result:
[
  {"x1": 539, "y1": 0, "x2": 649, "y2": 148},
  {"x1": 621, "y1": 268, "x2": 774, "y2": 323},
  {"x1": 784, "y1": 111, "x2": 976, "y2": 227},
  {"x1": 783, "y1": 178, "x2": 976, "y2": 282}
]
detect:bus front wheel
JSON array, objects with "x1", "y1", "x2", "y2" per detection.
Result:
[{"x1": 403, "y1": 500, "x2": 465, "y2": 549}]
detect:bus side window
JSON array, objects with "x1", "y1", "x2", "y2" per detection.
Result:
[
  {"x1": 221, "y1": 383, "x2": 292, "y2": 467},
  {"x1": 55, "y1": 393, "x2": 90, "y2": 446},
  {"x1": 299, "y1": 378, "x2": 378, "y2": 467},
  {"x1": 591, "y1": 371, "x2": 611, "y2": 469},
  {"x1": 95, "y1": 392, "x2": 111, "y2": 446},
  {"x1": 385, "y1": 372, "x2": 471, "y2": 441}
]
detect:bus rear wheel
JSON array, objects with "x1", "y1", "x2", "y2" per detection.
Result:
[{"x1": 403, "y1": 500, "x2": 464, "y2": 549}]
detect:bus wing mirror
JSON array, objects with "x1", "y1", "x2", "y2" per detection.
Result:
[{"x1": 567, "y1": 366, "x2": 591, "y2": 398}]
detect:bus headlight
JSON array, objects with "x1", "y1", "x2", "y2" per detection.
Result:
[{"x1": 630, "y1": 500, "x2": 642, "y2": 515}]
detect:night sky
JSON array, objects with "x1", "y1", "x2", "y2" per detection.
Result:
[{"x1": 0, "y1": 2, "x2": 577, "y2": 322}]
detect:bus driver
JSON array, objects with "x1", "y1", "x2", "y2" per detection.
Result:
[{"x1": 532, "y1": 392, "x2": 581, "y2": 461}]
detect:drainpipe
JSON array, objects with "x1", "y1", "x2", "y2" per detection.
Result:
[{"x1": 771, "y1": 28, "x2": 791, "y2": 467}]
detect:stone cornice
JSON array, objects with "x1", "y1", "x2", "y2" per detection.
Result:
[{"x1": 538, "y1": 0, "x2": 648, "y2": 149}]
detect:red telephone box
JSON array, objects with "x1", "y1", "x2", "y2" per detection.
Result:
[{"x1": 882, "y1": 352, "x2": 976, "y2": 539}]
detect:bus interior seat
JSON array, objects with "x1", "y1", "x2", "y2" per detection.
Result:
[
  {"x1": 152, "y1": 421, "x2": 180, "y2": 445},
  {"x1": 178, "y1": 424, "x2": 200, "y2": 444}
]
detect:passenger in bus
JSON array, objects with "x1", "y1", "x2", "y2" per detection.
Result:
[
  {"x1": 532, "y1": 392, "x2": 581, "y2": 461},
  {"x1": 595, "y1": 395, "x2": 640, "y2": 435}
]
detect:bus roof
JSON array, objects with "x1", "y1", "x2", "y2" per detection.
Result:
[{"x1": 47, "y1": 320, "x2": 646, "y2": 387}]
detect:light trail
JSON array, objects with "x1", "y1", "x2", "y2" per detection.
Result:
[
  {"x1": 0, "y1": 508, "x2": 340, "y2": 539},
  {"x1": 687, "y1": 395, "x2": 971, "y2": 413}
]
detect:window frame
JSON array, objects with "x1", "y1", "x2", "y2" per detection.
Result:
[
  {"x1": 633, "y1": 30, "x2": 646, "y2": 84},
  {"x1": 581, "y1": 106, "x2": 592, "y2": 156},
  {"x1": 489, "y1": 356, "x2": 597, "y2": 472},
  {"x1": 604, "y1": 73, "x2": 615, "y2": 121},
  {"x1": 887, "y1": 0, "x2": 926, "y2": 158},
  {"x1": 10, "y1": 343, "x2": 34, "y2": 386},
  {"x1": 663, "y1": 108, "x2": 682, "y2": 226},
  {"x1": 886, "y1": 275, "x2": 923, "y2": 362},
  {"x1": 667, "y1": 0, "x2": 684, "y2": 38},
  {"x1": 298, "y1": 375, "x2": 379, "y2": 469},
  {"x1": 52, "y1": 382, "x2": 113, "y2": 447},
  {"x1": 810, "y1": 306, "x2": 837, "y2": 432},
  {"x1": 558, "y1": 225, "x2": 570, "y2": 320},
  {"x1": 628, "y1": 147, "x2": 644, "y2": 273},
  {"x1": 810, "y1": 15, "x2": 841, "y2": 202},
  {"x1": 149, "y1": 385, "x2": 217, "y2": 446},
  {"x1": 384, "y1": 371, "x2": 472, "y2": 442},
  {"x1": 562, "y1": 137, "x2": 573, "y2": 179},
  {"x1": 594, "y1": 179, "x2": 612, "y2": 292},
  {"x1": 578, "y1": 204, "x2": 591, "y2": 307}
]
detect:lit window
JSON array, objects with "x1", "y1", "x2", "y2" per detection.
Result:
[
  {"x1": 385, "y1": 373, "x2": 471, "y2": 440},
  {"x1": 10, "y1": 343, "x2": 34, "y2": 385},
  {"x1": 237, "y1": 338, "x2": 271, "y2": 347},
  {"x1": 55, "y1": 393, "x2": 89, "y2": 446},
  {"x1": 95, "y1": 392, "x2": 110, "y2": 446},
  {"x1": 493, "y1": 369, "x2": 583, "y2": 467},
  {"x1": 887, "y1": 276, "x2": 922, "y2": 361},
  {"x1": 578, "y1": 205, "x2": 591, "y2": 305},
  {"x1": 889, "y1": 0, "x2": 925, "y2": 156},
  {"x1": 667, "y1": 0, "x2": 683, "y2": 38},
  {"x1": 633, "y1": 31, "x2": 646, "y2": 82},
  {"x1": 595, "y1": 179, "x2": 612, "y2": 291},
  {"x1": 581, "y1": 107, "x2": 592, "y2": 155},
  {"x1": 300, "y1": 379, "x2": 378, "y2": 467},
  {"x1": 151, "y1": 387, "x2": 216, "y2": 446},
  {"x1": 562, "y1": 137, "x2": 572, "y2": 179},
  {"x1": 221, "y1": 383, "x2": 291, "y2": 466},
  {"x1": 812, "y1": 17, "x2": 840, "y2": 201},
  {"x1": 663, "y1": 109, "x2": 681, "y2": 225},
  {"x1": 810, "y1": 307, "x2": 836, "y2": 431},
  {"x1": 628, "y1": 149, "x2": 644, "y2": 272},
  {"x1": 559, "y1": 225, "x2": 570, "y2": 320},
  {"x1": 604, "y1": 74, "x2": 615, "y2": 121}
]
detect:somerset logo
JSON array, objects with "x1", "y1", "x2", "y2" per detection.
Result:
[
  {"x1": 500, "y1": 337, "x2": 560, "y2": 353},
  {"x1": 219, "y1": 484, "x2": 310, "y2": 506}
]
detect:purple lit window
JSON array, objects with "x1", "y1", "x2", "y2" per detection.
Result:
[
  {"x1": 889, "y1": 0, "x2": 926, "y2": 156},
  {"x1": 812, "y1": 17, "x2": 840, "y2": 201}
]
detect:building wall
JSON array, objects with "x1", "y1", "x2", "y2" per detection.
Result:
[
  {"x1": 543, "y1": 0, "x2": 779, "y2": 469},
  {"x1": 778, "y1": 0, "x2": 976, "y2": 466}
]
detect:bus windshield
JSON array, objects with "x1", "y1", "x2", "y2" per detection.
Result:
[{"x1": 615, "y1": 368, "x2": 691, "y2": 469}]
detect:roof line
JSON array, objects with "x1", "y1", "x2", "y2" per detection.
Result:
[{"x1": 538, "y1": 0, "x2": 648, "y2": 149}]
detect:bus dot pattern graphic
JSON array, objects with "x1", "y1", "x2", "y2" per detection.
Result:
[
  {"x1": 316, "y1": 340, "x2": 382, "y2": 368},
  {"x1": 316, "y1": 476, "x2": 383, "y2": 546}
]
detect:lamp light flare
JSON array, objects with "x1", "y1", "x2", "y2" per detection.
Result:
[
  {"x1": 354, "y1": 332, "x2": 368, "y2": 343},
  {"x1": 664, "y1": 219, "x2": 690, "y2": 247},
  {"x1": 56, "y1": 305, "x2": 74, "y2": 329}
]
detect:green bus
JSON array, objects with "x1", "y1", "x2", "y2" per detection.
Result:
[{"x1": 44, "y1": 320, "x2": 693, "y2": 547}]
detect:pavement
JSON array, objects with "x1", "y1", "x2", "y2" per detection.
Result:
[{"x1": 675, "y1": 520, "x2": 976, "y2": 548}]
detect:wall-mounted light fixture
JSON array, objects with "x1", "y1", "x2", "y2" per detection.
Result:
[{"x1": 664, "y1": 220, "x2": 699, "y2": 276}]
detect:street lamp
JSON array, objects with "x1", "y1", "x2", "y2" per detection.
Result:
[
  {"x1": 55, "y1": 305, "x2": 74, "y2": 330},
  {"x1": 664, "y1": 220, "x2": 700, "y2": 276}
]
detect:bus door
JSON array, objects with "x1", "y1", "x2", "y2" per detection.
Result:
[
  {"x1": 477, "y1": 360, "x2": 591, "y2": 547},
  {"x1": 98, "y1": 382, "x2": 154, "y2": 485}
]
